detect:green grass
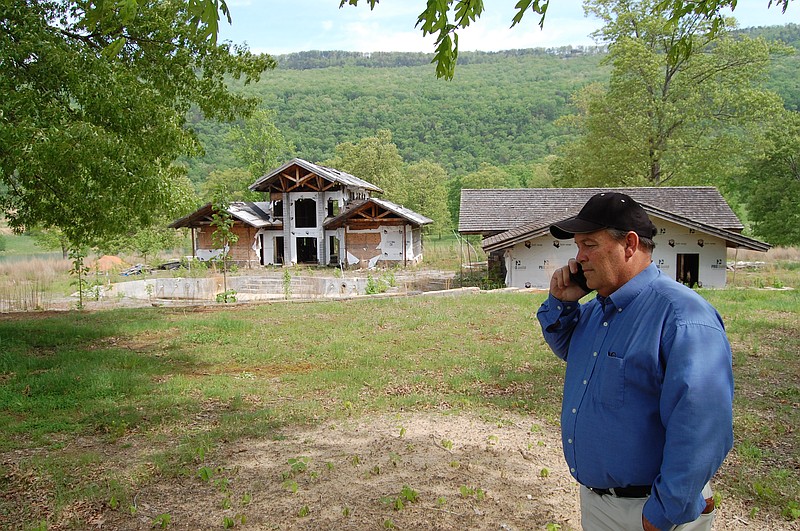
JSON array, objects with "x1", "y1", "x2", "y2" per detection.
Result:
[
  {"x1": 700, "y1": 287, "x2": 800, "y2": 521},
  {"x1": 0, "y1": 233, "x2": 45, "y2": 256},
  {"x1": 0, "y1": 270, "x2": 799, "y2": 527}
]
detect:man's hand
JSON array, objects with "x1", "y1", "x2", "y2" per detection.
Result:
[
  {"x1": 642, "y1": 515, "x2": 659, "y2": 531},
  {"x1": 549, "y1": 259, "x2": 589, "y2": 301}
]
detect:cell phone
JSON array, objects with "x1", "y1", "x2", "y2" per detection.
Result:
[{"x1": 569, "y1": 263, "x2": 592, "y2": 293}]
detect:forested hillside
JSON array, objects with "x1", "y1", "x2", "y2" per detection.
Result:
[{"x1": 184, "y1": 24, "x2": 800, "y2": 184}]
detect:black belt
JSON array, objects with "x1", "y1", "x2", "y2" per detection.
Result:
[{"x1": 588, "y1": 485, "x2": 651, "y2": 498}]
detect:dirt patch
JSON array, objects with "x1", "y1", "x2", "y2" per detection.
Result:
[{"x1": 75, "y1": 412, "x2": 795, "y2": 531}]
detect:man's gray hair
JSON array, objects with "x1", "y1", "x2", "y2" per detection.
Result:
[{"x1": 607, "y1": 228, "x2": 656, "y2": 253}]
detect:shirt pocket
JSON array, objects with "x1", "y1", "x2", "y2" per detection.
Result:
[{"x1": 598, "y1": 354, "x2": 625, "y2": 409}]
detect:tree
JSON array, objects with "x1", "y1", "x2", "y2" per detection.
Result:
[
  {"x1": 338, "y1": 0, "x2": 792, "y2": 79},
  {"x1": 739, "y1": 110, "x2": 800, "y2": 245},
  {"x1": 446, "y1": 163, "x2": 521, "y2": 227},
  {"x1": 226, "y1": 109, "x2": 295, "y2": 179},
  {"x1": 324, "y1": 130, "x2": 407, "y2": 204},
  {"x1": 0, "y1": 2, "x2": 274, "y2": 249},
  {"x1": 209, "y1": 196, "x2": 239, "y2": 302},
  {"x1": 405, "y1": 161, "x2": 452, "y2": 233},
  {"x1": 549, "y1": 0, "x2": 788, "y2": 188},
  {"x1": 200, "y1": 168, "x2": 261, "y2": 203},
  {"x1": 99, "y1": 171, "x2": 198, "y2": 261},
  {"x1": 459, "y1": 163, "x2": 521, "y2": 190},
  {"x1": 29, "y1": 227, "x2": 71, "y2": 259}
]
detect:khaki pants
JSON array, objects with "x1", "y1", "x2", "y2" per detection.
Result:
[{"x1": 579, "y1": 484, "x2": 715, "y2": 531}]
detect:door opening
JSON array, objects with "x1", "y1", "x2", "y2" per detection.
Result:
[
  {"x1": 677, "y1": 253, "x2": 700, "y2": 288},
  {"x1": 297, "y1": 237, "x2": 318, "y2": 264},
  {"x1": 274, "y1": 237, "x2": 284, "y2": 265},
  {"x1": 260, "y1": 234, "x2": 266, "y2": 266},
  {"x1": 329, "y1": 236, "x2": 340, "y2": 265}
]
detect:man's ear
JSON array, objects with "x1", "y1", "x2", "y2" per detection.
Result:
[{"x1": 624, "y1": 232, "x2": 639, "y2": 258}]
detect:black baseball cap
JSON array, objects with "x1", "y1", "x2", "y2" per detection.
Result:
[{"x1": 550, "y1": 192, "x2": 657, "y2": 240}]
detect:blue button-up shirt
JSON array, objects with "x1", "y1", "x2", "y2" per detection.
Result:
[{"x1": 537, "y1": 263, "x2": 733, "y2": 530}]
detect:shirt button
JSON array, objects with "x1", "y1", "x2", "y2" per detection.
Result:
[
  {"x1": 583, "y1": 380, "x2": 588, "y2": 385},
  {"x1": 572, "y1": 408, "x2": 577, "y2": 414},
  {"x1": 618, "y1": 308, "x2": 623, "y2": 313},
  {"x1": 603, "y1": 322, "x2": 608, "y2": 327},
  {"x1": 593, "y1": 352, "x2": 598, "y2": 357},
  {"x1": 557, "y1": 306, "x2": 562, "y2": 310},
  {"x1": 568, "y1": 438, "x2": 573, "y2": 444},
  {"x1": 570, "y1": 467, "x2": 576, "y2": 473}
]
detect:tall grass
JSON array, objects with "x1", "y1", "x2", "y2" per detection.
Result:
[{"x1": 0, "y1": 257, "x2": 71, "y2": 312}]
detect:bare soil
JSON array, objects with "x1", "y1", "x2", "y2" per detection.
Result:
[{"x1": 6, "y1": 412, "x2": 793, "y2": 530}]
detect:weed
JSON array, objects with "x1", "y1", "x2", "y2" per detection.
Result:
[
  {"x1": 546, "y1": 523, "x2": 562, "y2": 531},
  {"x1": 782, "y1": 500, "x2": 800, "y2": 520},
  {"x1": 153, "y1": 513, "x2": 171, "y2": 529},
  {"x1": 216, "y1": 289, "x2": 237, "y2": 303},
  {"x1": 297, "y1": 505, "x2": 310, "y2": 517},
  {"x1": 437, "y1": 496, "x2": 447, "y2": 506},
  {"x1": 365, "y1": 274, "x2": 382, "y2": 295},
  {"x1": 540, "y1": 468, "x2": 550, "y2": 478},
  {"x1": 342, "y1": 506, "x2": 351, "y2": 517},
  {"x1": 388, "y1": 452, "x2": 401, "y2": 467},
  {"x1": 383, "y1": 519, "x2": 395, "y2": 529},
  {"x1": 197, "y1": 466, "x2": 214, "y2": 482},
  {"x1": 223, "y1": 516, "x2": 235, "y2": 528},
  {"x1": 282, "y1": 269, "x2": 292, "y2": 299},
  {"x1": 459, "y1": 485, "x2": 486, "y2": 501},
  {"x1": 286, "y1": 456, "x2": 310, "y2": 475},
  {"x1": 381, "y1": 485, "x2": 419, "y2": 511},
  {"x1": 441, "y1": 439, "x2": 454, "y2": 450}
]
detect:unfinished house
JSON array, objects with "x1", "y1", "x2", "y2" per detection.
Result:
[
  {"x1": 459, "y1": 187, "x2": 770, "y2": 289},
  {"x1": 171, "y1": 158, "x2": 433, "y2": 268}
]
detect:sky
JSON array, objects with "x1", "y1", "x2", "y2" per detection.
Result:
[{"x1": 217, "y1": 0, "x2": 800, "y2": 56}]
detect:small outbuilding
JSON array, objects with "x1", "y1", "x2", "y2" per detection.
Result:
[
  {"x1": 170, "y1": 158, "x2": 432, "y2": 268},
  {"x1": 459, "y1": 187, "x2": 770, "y2": 289}
]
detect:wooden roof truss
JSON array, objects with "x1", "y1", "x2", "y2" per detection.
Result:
[{"x1": 268, "y1": 167, "x2": 340, "y2": 193}]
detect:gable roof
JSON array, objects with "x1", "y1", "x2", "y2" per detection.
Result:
[
  {"x1": 169, "y1": 202, "x2": 280, "y2": 229},
  {"x1": 249, "y1": 158, "x2": 383, "y2": 194},
  {"x1": 459, "y1": 187, "x2": 745, "y2": 235},
  {"x1": 324, "y1": 198, "x2": 433, "y2": 229},
  {"x1": 482, "y1": 202, "x2": 770, "y2": 253}
]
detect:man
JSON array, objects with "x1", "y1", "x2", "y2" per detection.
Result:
[{"x1": 536, "y1": 192, "x2": 734, "y2": 531}]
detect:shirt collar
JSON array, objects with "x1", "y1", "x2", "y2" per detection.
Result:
[{"x1": 606, "y1": 262, "x2": 659, "y2": 309}]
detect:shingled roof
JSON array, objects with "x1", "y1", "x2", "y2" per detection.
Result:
[
  {"x1": 250, "y1": 158, "x2": 383, "y2": 194},
  {"x1": 169, "y1": 202, "x2": 280, "y2": 229},
  {"x1": 324, "y1": 198, "x2": 433, "y2": 229},
  {"x1": 481, "y1": 202, "x2": 770, "y2": 253},
  {"x1": 458, "y1": 187, "x2": 745, "y2": 235}
]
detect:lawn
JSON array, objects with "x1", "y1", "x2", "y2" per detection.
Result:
[{"x1": 0, "y1": 278, "x2": 798, "y2": 529}]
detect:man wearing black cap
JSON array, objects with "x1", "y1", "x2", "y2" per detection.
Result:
[{"x1": 536, "y1": 192, "x2": 734, "y2": 531}]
